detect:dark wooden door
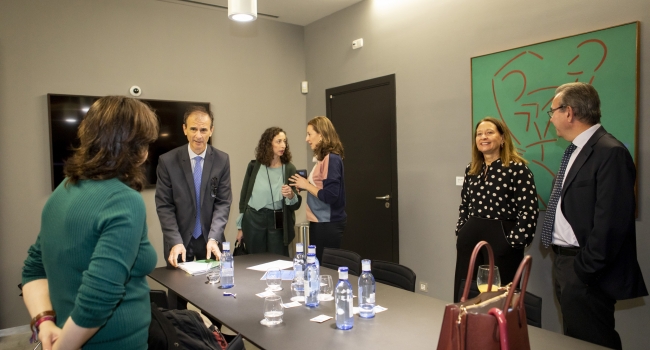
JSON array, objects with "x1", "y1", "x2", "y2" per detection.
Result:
[{"x1": 326, "y1": 74, "x2": 399, "y2": 262}]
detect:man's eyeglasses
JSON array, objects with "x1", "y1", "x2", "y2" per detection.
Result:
[{"x1": 547, "y1": 105, "x2": 567, "y2": 118}]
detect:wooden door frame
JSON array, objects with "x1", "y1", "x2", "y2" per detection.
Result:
[{"x1": 325, "y1": 74, "x2": 399, "y2": 262}]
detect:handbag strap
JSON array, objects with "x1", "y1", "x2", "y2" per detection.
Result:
[
  {"x1": 488, "y1": 308, "x2": 509, "y2": 350},
  {"x1": 460, "y1": 240, "x2": 495, "y2": 302},
  {"x1": 503, "y1": 255, "x2": 532, "y2": 320}
]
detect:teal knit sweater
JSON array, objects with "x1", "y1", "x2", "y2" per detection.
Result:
[{"x1": 23, "y1": 178, "x2": 157, "y2": 349}]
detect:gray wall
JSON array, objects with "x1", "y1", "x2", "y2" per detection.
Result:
[
  {"x1": 0, "y1": 0, "x2": 307, "y2": 328},
  {"x1": 2, "y1": 0, "x2": 649, "y2": 347},
  {"x1": 304, "y1": 0, "x2": 649, "y2": 348}
]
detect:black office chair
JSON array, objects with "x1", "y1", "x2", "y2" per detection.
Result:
[
  {"x1": 371, "y1": 260, "x2": 417, "y2": 292},
  {"x1": 321, "y1": 248, "x2": 362, "y2": 276},
  {"x1": 150, "y1": 289, "x2": 169, "y2": 309},
  {"x1": 457, "y1": 279, "x2": 542, "y2": 328}
]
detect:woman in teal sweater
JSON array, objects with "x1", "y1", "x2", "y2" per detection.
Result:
[
  {"x1": 236, "y1": 127, "x2": 302, "y2": 256},
  {"x1": 22, "y1": 96, "x2": 159, "y2": 350}
]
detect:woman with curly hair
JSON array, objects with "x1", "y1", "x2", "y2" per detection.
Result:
[
  {"x1": 453, "y1": 116, "x2": 538, "y2": 301},
  {"x1": 22, "y1": 96, "x2": 159, "y2": 349},
  {"x1": 290, "y1": 116, "x2": 346, "y2": 261},
  {"x1": 236, "y1": 127, "x2": 302, "y2": 256}
]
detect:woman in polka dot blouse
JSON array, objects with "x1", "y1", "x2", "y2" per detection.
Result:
[{"x1": 453, "y1": 117, "x2": 539, "y2": 301}]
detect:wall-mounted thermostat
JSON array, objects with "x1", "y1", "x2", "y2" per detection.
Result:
[{"x1": 352, "y1": 38, "x2": 364, "y2": 49}]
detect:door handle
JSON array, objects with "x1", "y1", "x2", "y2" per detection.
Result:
[{"x1": 375, "y1": 195, "x2": 390, "y2": 200}]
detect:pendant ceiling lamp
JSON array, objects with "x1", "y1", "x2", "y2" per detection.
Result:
[{"x1": 228, "y1": 0, "x2": 257, "y2": 22}]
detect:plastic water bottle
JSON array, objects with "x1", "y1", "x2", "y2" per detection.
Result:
[
  {"x1": 306, "y1": 245, "x2": 320, "y2": 278},
  {"x1": 304, "y1": 253, "x2": 319, "y2": 308},
  {"x1": 294, "y1": 243, "x2": 306, "y2": 275},
  {"x1": 220, "y1": 242, "x2": 234, "y2": 288},
  {"x1": 358, "y1": 259, "x2": 376, "y2": 318},
  {"x1": 335, "y1": 267, "x2": 354, "y2": 330},
  {"x1": 293, "y1": 243, "x2": 306, "y2": 295}
]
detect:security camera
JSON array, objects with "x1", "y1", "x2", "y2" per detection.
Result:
[{"x1": 129, "y1": 86, "x2": 142, "y2": 97}]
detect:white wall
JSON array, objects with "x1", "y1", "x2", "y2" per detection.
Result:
[
  {"x1": 0, "y1": 0, "x2": 307, "y2": 328},
  {"x1": 304, "y1": 0, "x2": 650, "y2": 348}
]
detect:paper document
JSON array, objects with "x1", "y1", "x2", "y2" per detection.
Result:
[
  {"x1": 247, "y1": 260, "x2": 294, "y2": 271},
  {"x1": 260, "y1": 270, "x2": 295, "y2": 280},
  {"x1": 281, "y1": 301, "x2": 301, "y2": 308},
  {"x1": 310, "y1": 315, "x2": 333, "y2": 323},
  {"x1": 256, "y1": 291, "x2": 277, "y2": 298},
  {"x1": 177, "y1": 259, "x2": 220, "y2": 275}
]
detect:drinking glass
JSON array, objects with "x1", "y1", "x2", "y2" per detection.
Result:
[
  {"x1": 266, "y1": 267, "x2": 282, "y2": 291},
  {"x1": 318, "y1": 275, "x2": 333, "y2": 301},
  {"x1": 290, "y1": 274, "x2": 305, "y2": 302},
  {"x1": 477, "y1": 265, "x2": 501, "y2": 293},
  {"x1": 206, "y1": 271, "x2": 220, "y2": 284},
  {"x1": 261, "y1": 295, "x2": 283, "y2": 326}
]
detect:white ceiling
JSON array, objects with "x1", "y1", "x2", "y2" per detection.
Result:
[{"x1": 159, "y1": 0, "x2": 364, "y2": 26}]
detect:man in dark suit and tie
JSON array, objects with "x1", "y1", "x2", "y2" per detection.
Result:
[
  {"x1": 155, "y1": 105, "x2": 232, "y2": 269},
  {"x1": 542, "y1": 82, "x2": 647, "y2": 349}
]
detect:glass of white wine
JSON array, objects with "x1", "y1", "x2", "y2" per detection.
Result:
[{"x1": 477, "y1": 265, "x2": 501, "y2": 293}]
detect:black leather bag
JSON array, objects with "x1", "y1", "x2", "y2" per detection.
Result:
[
  {"x1": 233, "y1": 241, "x2": 248, "y2": 256},
  {"x1": 149, "y1": 303, "x2": 244, "y2": 350}
]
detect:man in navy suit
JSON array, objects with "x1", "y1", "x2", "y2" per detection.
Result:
[
  {"x1": 543, "y1": 82, "x2": 647, "y2": 349},
  {"x1": 155, "y1": 106, "x2": 232, "y2": 267}
]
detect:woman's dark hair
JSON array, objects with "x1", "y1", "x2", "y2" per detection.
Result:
[
  {"x1": 308, "y1": 116, "x2": 345, "y2": 161},
  {"x1": 64, "y1": 95, "x2": 159, "y2": 191},
  {"x1": 255, "y1": 127, "x2": 292, "y2": 166}
]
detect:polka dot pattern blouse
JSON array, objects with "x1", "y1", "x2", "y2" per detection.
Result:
[{"x1": 456, "y1": 159, "x2": 539, "y2": 248}]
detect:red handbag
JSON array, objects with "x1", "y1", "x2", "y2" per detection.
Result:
[{"x1": 437, "y1": 241, "x2": 532, "y2": 350}]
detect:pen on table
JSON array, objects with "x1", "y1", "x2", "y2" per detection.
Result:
[{"x1": 223, "y1": 292, "x2": 236, "y2": 299}]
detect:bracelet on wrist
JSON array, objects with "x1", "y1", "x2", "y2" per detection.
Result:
[{"x1": 30, "y1": 310, "x2": 56, "y2": 343}]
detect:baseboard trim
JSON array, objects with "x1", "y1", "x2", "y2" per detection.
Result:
[{"x1": 0, "y1": 324, "x2": 30, "y2": 337}]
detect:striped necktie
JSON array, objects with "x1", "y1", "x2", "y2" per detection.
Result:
[
  {"x1": 541, "y1": 143, "x2": 577, "y2": 247},
  {"x1": 192, "y1": 156, "x2": 203, "y2": 239}
]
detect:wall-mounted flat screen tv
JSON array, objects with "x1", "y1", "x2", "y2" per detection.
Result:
[{"x1": 47, "y1": 94, "x2": 210, "y2": 191}]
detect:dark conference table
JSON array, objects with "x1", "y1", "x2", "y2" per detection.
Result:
[{"x1": 149, "y1": 253, "x2": 604, "y2": 350}]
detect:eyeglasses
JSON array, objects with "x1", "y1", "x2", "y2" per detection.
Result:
[{"x1": 547, "y1": 105, "x2": 566, "y2": 118}]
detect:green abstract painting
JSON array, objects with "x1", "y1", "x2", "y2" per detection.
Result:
[{"x1": 471, "y1": 22, "x2": 638, "y2": 209}]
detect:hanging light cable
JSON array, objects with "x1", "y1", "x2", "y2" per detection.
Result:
[{"x1": 228, "y1": 0, "x2": 257, "y2": 22}]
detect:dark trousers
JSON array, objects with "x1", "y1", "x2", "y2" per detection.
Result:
[
  {"x1": 242, "y1": 207, "x2": 289, "y2": 257},
  {"x1": 454, "y1": 216, "x2": 523, "y2": 302},
  {"x1": 165, "y1": 236, "x2": 221, "y2": 328},
  {"x1": 553, "y1": 252, "x2": 621, "y2": 349},
  {"x1": 309, "y1": 220, "x2": 346, "y2": 261}
]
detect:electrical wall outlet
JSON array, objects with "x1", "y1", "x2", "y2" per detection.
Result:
[{"x1": 419, "y1": 282, "x2": 428, "y2": 292}]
